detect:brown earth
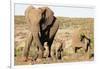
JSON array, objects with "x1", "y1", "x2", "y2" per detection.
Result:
[{"x1": 14, "y1": 16, "x2": 94, "y2": 65}]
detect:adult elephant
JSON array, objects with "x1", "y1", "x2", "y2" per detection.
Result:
[{"x1": 23, "y1": 6, "x2": 59, "y2": 61}]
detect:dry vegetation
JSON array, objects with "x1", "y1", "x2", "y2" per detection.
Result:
[{"x1": 14, "y1": 16, "x2": 94, "y2": 65}]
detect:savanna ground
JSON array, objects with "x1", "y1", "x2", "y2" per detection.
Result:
[{"x1": 14, "y1": 16, "x2": 94, "y2": 65}]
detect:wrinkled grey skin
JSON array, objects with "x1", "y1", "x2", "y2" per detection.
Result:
[{"x1": 23, "y1": 6, "x2": 59, "y2": 61}]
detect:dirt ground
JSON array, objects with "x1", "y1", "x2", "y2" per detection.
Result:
[{"x1": 14, "y1": 16, "x2": 94, "y2": 65}]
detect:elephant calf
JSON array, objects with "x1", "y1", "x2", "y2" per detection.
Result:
[
  {"x1": 72, "y1": 29, "x2": 91, "y2": 53},
  {"x1": 51, "y1": 39, "x2": 63, "y2": 60}
]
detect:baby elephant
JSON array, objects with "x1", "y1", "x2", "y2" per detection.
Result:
[
  {"x1": 43, "y1": 42, "x2": 49, "y2": 58},
  {"x1": 72, "y1": 31, "x2": 91, "y2": 53},
  {"x1": 51, "y1": 39, "x2": 63, "y2": 60}
]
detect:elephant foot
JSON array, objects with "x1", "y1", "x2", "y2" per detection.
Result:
[
  {"x1": 38, "y1": 56, "x2": 43, "y2": 59},
  {"x1": 38, "y1": 49, "x2": 44, "y2": 58},
  {"x1": 48, "y1": 52, "x2": 51, "y2": 57},
  {"x1": 48, "y1": 55, "x2": 51, "y2": 57},
  {"x1": 35, "y1": 58, "x2": 43, "y2": 64},
  {"x1": 23, "y1": 57, "x2": 28, "y2": 62},
  {"x1": 24, "y1": 59, "x2": 28, "y2": 62}
]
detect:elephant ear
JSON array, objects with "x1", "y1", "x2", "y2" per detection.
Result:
[
  {"x1": 39, "y1": 7, "x2": 54, "y2": 30},
  {"x1": 44, "y1": 7, "x2": 54, "y2": 26}
]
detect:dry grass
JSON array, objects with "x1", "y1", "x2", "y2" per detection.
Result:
[{"x1": 14, "y1": 16, "x2": 94, "y2": 65}]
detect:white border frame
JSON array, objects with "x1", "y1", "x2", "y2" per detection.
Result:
[{"x1": 10, "y1": 1, "x2": 95, "y2": 69}]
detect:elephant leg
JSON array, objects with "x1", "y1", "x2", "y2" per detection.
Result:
[
  {"x1": 51, "y1": 49, "x2": 56, "y2": 61},
  {"x1": 75, "y1": 47, "x2": 78, "y2": 53},
  {"x1": 49, "y1": 22, "x2": 59, "y2": 57},
  {"x1": 37, "y1": 48, "x2": 44, "y2": 59},
  {"x1": 23, "y1": 32, "x2": 33, "y2": 61},
  {"x1": 56, "y1": 49, "x2": 61, "y2": 59},
  {"x1": 85, "y1": 44, "x2": 90, "y2": 52},
  {"x1": 32, "y1": 32, "x2": 44, "y2": 59},
  {"x1": 85, "y1": 39, "x2": 91, "y2": 52},
  {"x1": 48, "y1": 46, "x2": 51, "y2": 57},
  {"x1": 75, "y1": 47, "x2": 77, "y2": 53},
  {"x1": 55, "y1": 47, "x2": 58, "y2": 59}
]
